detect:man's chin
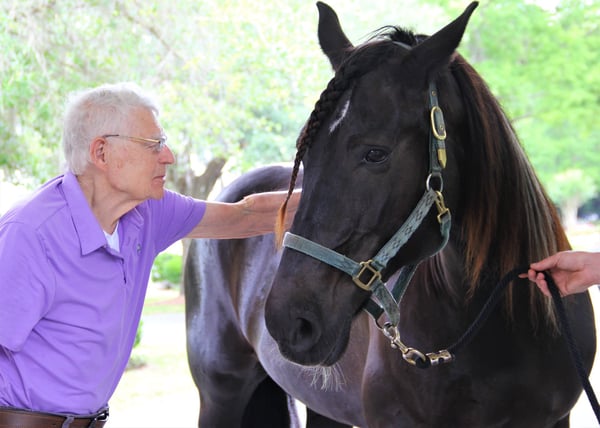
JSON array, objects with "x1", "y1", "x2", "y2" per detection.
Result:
[{"x1": 150, "y1": 188, "x2": 165, "y2": 200}]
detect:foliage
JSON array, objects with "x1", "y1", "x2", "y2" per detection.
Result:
[
  {"x1": 548, "y1": 169, "x2": 597, "y2": 227},
  {"x1": 1, "y1": 0, "x2": 323, "y2": 189},
  {"x1": 0, "y1": 1, "x2": 452, "y2": 188},
  {"x1": 151, "y1": 253, "x2": 182, "y2": 286},
  {"x1": 134, "y1": 319, "x2": 143, "y2": 349},
  {"x1": 549, "y1": 169, "x2": 597, "y2": 204},
  {"x1": 442, "y1": 0, "x2": 600, "y2": 217},
  {"x1": 1, "y1": 0, "x2": 599, "y2": 218},
  {"x1": 127, "y1": 319, "x2": 145, "y2": 370}
]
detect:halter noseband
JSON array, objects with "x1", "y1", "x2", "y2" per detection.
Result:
[{"x1": 283, "y1": 81, "x2": 452, "y2": 367}]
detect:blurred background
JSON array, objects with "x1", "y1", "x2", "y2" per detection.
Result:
[{"x1": 1, "y1": 0, "x2": 599, "y2": 426}]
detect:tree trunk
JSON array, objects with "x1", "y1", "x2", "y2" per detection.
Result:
[
  {"x1": 176, "y1": 157, "x2": 227, "y2": 295},
  {"x1": 561, "y1": 197, "x2": 580, "y2": 231}
]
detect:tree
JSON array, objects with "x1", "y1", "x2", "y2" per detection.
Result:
[
  {"x1": 1, "y1": 0, "x2": 451, "y2": 189},
  {"x1": 548, "y1": 169, "x2": 597, "y2": 228},
  {"x1": 1, "y1": 0, "x2": 321, "y2": 190},
  {"x1": 3, "y1": 0, "x2": 598, "y2": 220},
  {"x1": 458, "y1": 0, "x2": 600, "y2": 219}
]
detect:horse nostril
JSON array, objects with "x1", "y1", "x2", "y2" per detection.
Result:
[
  {"x1": 289, "y1": 316, "x2": 321, "y2": 353},
  {"x1": 295, "y1": 317, "x2": 312, "y2": 338}
]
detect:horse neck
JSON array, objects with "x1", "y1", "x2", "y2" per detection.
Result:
[{"x1": 410, "y1": 239, "x2": 469, "y2": 303}]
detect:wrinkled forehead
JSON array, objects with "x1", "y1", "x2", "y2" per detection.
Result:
[{"x1": 124, "y1": 106, "x2": 162, "y2": 134}]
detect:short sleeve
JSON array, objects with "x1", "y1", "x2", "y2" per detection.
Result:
[
  {"x1": 148, "y1": 190, "x2": 206, "y2": 253},
  {"x1": 0, "y1": 222, "x2": 53, "y2": 351}
]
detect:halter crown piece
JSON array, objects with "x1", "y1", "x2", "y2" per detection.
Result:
[{"x1": 283, "y1": 81, "x2": 453, "y2": 368}]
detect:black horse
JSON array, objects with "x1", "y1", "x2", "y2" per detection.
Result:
[{"x1": 185, "y1": 3, "x2": 596, "y2": 427}]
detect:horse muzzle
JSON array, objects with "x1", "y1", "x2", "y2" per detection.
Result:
[{"x1": 265, "y1": 274, "x2": 354, "y2": 366}]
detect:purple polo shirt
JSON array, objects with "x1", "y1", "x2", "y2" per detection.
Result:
[{"x1": 0, "y1": 172, "x2": 205, "y2": 415}]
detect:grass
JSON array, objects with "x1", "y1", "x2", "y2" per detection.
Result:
[{"x1": 142, "y1": 292, "x2": 185, "y2": 315}]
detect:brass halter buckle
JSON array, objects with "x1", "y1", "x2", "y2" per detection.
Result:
[
  {"x1": 352, "y1": 260, "x2": 382, "y2": 291},
  {"x1": 434, "y1": 191, "x2": 450, "y2": 224}
]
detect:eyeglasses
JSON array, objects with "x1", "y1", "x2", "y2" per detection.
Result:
[{"x1": 103, "y1": 134, "x2": 168, "y2": 153}]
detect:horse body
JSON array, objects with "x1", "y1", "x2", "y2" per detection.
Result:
[{"x1": 186, "y1": 3, "x2": 596, "y2": 427}]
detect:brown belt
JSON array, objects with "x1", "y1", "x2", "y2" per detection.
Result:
[{"x1": 0, "y1": 407, "x2": 108, "y2": 428}]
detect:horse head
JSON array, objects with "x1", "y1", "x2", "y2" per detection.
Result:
[{"x1": 265, "y1": 2, "x2": 479, "y2": 366}]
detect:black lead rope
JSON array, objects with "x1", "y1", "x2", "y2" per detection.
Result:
[
  {"x1": 545, "y1": 269, "x2": 600, "y2": 424},
  {"x1": 446, "y1": 266, "x2": 529, "y2": 356},
  {"x1": 440, "y1": 265, "x2": 599, "y2": 423}
]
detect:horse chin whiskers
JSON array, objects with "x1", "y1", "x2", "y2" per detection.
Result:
[{"x1": 302, "y1": 363, "x2": 347, "y2": 392}]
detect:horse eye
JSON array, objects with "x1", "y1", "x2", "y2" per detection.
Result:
[{"x1": 364, "y1": 148, "x2": 389, "y2": 163}]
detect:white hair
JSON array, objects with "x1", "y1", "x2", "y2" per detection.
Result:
[
  {"x1": 302, "y1": 363, "x2": 347, "y2": 392},
  {"x1": 62, "y1": 82, "x2": 160, "y2": 174}
]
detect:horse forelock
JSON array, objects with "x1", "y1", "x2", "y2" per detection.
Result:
[
  {"x1": 448, "y1": 55, "x2": 568, "y2": 328},
  {"x1": 368, "y1": 25, "x2": 421, "y2": 47}
]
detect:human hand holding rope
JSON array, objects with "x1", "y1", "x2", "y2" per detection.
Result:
[{"x1": 521, "y1": 251, "x2": 600, "y2": 297}]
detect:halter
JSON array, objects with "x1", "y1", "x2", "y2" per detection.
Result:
[{"x1": 283, "y1": 81, "x2": 453, "y2": 367}]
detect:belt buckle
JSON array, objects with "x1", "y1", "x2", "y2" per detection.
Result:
[{"x1": 86, "y1": 409, "x2": 109, "y2": 428}]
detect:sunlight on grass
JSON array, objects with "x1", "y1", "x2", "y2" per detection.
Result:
[{"x1": 142, "y1": 289, "x2": 185, "y2": 316}]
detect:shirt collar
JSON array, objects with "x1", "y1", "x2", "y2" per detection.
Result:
[
  {"x1": 62, "y1": 171, "x2": 107, "y2": 255},
  {"x1": 61, "y1": 172, "x2": 145, "y2": 256}
]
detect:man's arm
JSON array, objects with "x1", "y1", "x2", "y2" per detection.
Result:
[{"x1": 186, "y1": 189, "x2": 301, "y2": 239}]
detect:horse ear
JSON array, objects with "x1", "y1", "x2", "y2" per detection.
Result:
[
  {"x1": 317, "y1": 1, "x2": 353, "y2": 71},
  {"x1": 409, "y1": 2, "x2": 479, "y2": 79}
]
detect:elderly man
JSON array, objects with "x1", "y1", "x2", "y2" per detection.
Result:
[{"x1": 0, "y1": 82, "x2": 299, "y2": 427}]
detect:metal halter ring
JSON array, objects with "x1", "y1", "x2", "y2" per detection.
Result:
[{"x1": 426, "y1": 172, "x2": 444, "y2": 192}]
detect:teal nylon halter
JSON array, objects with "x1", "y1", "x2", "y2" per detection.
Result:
[{"x1": 283, "y1": 81, "x2": 452, "y2": 338}]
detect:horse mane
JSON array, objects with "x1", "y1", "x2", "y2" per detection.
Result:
[
  {"x1": 441, "y1": 55, "x2": 570, "y2": 327},
  {"x1": 275, "y1": 26, "x2": 568, "y2": 327}
]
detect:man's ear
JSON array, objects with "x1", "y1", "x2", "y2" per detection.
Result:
[{"x1": 90, "y1": 137, "x2": 108, "y2": 168}]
